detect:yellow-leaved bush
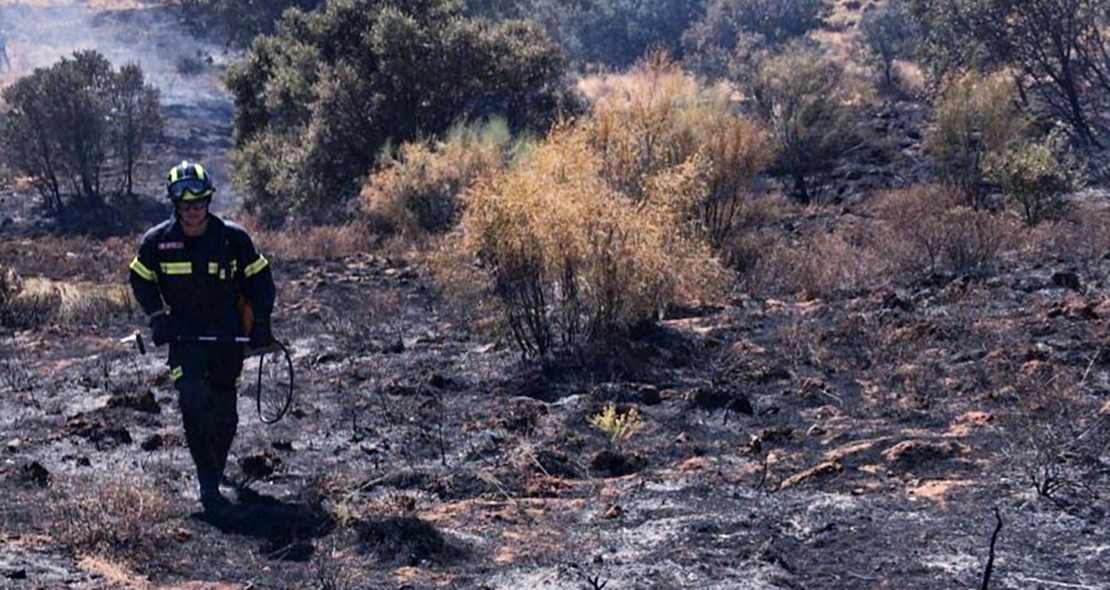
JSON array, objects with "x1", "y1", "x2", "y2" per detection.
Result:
[
  {"x1": 433, "y1": 56, "x2": 775, "y2": 356},
  {"x1": 587, "y1": 52, "x2": 775, "y2": 244},
  {"x1": 446, "y1": 124, "x2": 728, "y2": 356},
  {"x1": 361, "y1": 119, "x2": 513, "y2": 242}
]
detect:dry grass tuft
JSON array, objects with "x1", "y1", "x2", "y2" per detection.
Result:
[
  {"x1": 0, "y1": 235, "x2": 135, "y2": 283},
  {"x1": 2, "y1": 276, "x2": 132, "y2": 328},
  {"x1": 50, "y1": 475, "x2": 176, "y2": 566},
  {"x1": 251, "y1": 222, "x2": 375, "y2": 261}
]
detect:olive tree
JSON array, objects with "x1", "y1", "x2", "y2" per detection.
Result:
[{"x1": 859, "y1": 0, "x2": 919, "y2": 87}]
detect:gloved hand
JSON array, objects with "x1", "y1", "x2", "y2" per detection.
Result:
[
  {"x1": 150, "y1": 313, "x2": 179, "y2": 346},
  {"x1": 249, "y1": 319, "x2": 274, "y2": 349}
]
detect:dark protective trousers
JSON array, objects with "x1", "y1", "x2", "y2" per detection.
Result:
[{"x1": 168, "y1": 342, "x2": 244, "y2": 491}]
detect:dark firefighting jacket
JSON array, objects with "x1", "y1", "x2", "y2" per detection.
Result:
[{"x1": 128, "y1": 215, "x2": 275, "y2": 338}]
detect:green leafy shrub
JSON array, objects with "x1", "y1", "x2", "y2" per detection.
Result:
[
  {"x1": 928, "y1": 70, "x2": 1028, "y2": 209},
  {"x1": 985, "y1": 137, "x2": 1080, "y2": 226},
  {"x1": 226, "y1": 0, "x2": 581, "y2": 226}
]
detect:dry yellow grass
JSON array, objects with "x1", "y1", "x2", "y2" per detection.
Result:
[
  {"x1": 51, "y1": 475, "x2": 176, "y2": 567},
  {"x1": 4, "y1": 276, "x2": 132, "y2": 326}
]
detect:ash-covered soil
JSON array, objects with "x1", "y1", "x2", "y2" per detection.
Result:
[{"x1": 3, "y1": 243, "x2": 1110, "y2": 589}]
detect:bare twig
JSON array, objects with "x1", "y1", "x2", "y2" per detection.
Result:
[
  {"x1": 1079, "y1": 341, "x2": 1105, "y2": 387},
  {"x1": 585, "y1": 574, "x2": 608, "y2": 590},
  {"x1": 980, "y1": 506, "x2": 1003, "y2": 590}
]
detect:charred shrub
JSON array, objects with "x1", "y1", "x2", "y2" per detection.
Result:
[
  {"x1": 745, "y1": 41, "x2": 870, "y2": 204},
  {"x1": 872, "y1": 185, "x2": 1013, "y2": 280},
  {"x1": 355, "y1": 516, "x2": 465, "y2": 566},
  {"x1": 745, "y1": 222, "x2": 886, "y2": 299},
  {"x1": 51, "y1": 476, "x2": 175, "y2": 567}
]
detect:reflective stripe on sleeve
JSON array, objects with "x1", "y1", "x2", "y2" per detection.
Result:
[
  {"x1": 129, "y1": 257, "x2": 157, "y2": 282},
  {"x1": 170, "y1": 366, "x2": 183, "y2": 381},
  {"x1": 244, "y1": 254, "x2": 269, "y2": 278},
  {"x1": 160, "y1": 262, "x2": 192, "y2": 275}
]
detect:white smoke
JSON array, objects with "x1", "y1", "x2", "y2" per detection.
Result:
[{"x1": 0, "y1": 0, "x2": 234, "y2": 104}]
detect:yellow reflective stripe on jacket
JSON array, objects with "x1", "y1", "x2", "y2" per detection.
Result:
[
  {"x1": 129, "y1": 257, "x2": 157, "y2": 282},
  {"x1": 244, "y1": 254, "x2": 269, "y2": 278},
  {"x1": 160, "y1": 262, "x2": 192, "y2": 275},
  {"x1": 170, "y1": 366, "x2": 183, "y2": 381}
]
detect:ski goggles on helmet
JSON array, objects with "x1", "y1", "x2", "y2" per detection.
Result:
[{"x1": 168, "y1": 177, "x2": 213, "y2": 201}]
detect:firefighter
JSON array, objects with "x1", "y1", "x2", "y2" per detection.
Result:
[{"x1": 128, "y1": 161, "x2": 276, "y2": 515}]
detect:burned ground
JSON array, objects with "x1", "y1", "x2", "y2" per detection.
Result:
[{"x1": 3, "y1": 238, "x2": 1110, "y2": 589}]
